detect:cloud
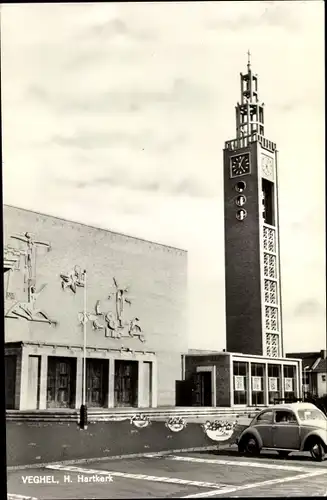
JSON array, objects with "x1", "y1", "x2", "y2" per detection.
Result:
[
  {"x1": 86, "y1": 17, "x2": 154, "y2": 42},
  {"x1": 63, "y1": 78, "x2": 211, "y2": 114},
  {"x1": 27, "y1": 85, "x2": 49, "y2": 102},
  {"x1": 25, "y1": 77, "x2": 211, "y2": 116},
  {"x1": 293, "y1": 299, "x2": 325, "y2": 318},
  {"x1": 206, "y1": 2, "x2": 301, "y2": 33},
  {"x1": 50, "y1": 129, "x2": 187, "y2": 155},
  {"x1": 54, "y1": 168, "x2": 214, "y2": 199}
]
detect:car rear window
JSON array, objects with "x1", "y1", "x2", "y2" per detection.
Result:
[{"x1": 298, "y1": 409, "x2": 327, "y2": 421}]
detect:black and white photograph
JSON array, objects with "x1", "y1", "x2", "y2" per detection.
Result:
[{"x1": 2, "y1": 1, "x2": 326, "y2": 498}]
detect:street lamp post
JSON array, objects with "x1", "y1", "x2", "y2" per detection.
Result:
[{"x1": 80, "y1": 269, "x2": 88, "y2": 430}]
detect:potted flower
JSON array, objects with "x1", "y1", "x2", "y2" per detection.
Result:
[
  {"x1": 130, "y1": 414, "x2": 151, "y2": 428},
  {"x1": 165, "y1": 416, "x2": 187, "y2": 432},
  {"x1": 202, "y1": 420, "x2": 237, "y2": 442}
]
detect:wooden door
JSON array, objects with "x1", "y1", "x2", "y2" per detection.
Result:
[
  {"x1": 86, "y1": 359, "x2": 108, "y2": 407},
  {"x1": 114, "y1": 360, "x2": 138, "y2": 407},
  {"x1": 192, "y1": 373, "x2": 202, "y2": 406},
  {"x1": 192, "y1": 372, "x2": 212, "y2": 406},
  {"x1": 47, "y1": 357, "x2": 76, "y2": 408},
  {"x1": 202, "y1": 372, "x2": 212, "y2": 406},
  {"x1": 5, "y1": 355, "x2": 17, "y2": 409},
  {"x1": 27, "y1": 356, "x2": 40, "y2": 409},
  {"x1": 175, "y1": 380, "x2": 193, "y2": 406}
]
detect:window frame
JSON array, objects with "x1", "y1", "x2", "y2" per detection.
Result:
[
  {"x1": 274, "y1": 409, "x2": 299, "y2": 425},
  {"x1": 255, "y1": 410, "x2": 274, "y2": 424}
]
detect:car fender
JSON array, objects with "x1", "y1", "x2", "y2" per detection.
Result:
[
  {"x1": 301, "y1": 430, "x2": 327, "y2": 451},
  {"x1": 238, "y1": 428, "x2": 263, "y2": 449}
]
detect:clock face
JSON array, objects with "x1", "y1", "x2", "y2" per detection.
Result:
[
  {"x1": 261, "y1": 154, "x2": 274, "y2": 180},
  {"x1": 230, "y1": 153, "x2": 251, "y2": 178}
]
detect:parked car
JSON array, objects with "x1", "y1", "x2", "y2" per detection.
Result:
[{"x1": 237, "y1": 402, "x2": 327, "y2": 461}]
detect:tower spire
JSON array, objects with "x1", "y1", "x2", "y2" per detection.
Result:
[{"x1": 235, "y1": 53, "x2": 265, "y2": 138}]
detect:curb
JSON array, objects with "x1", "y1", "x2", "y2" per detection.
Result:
[{"x1": 7, "y1": 444, "x2": 235, "y2": 471}]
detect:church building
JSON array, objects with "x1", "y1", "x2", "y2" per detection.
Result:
[
  {"x1": 4, "y1": 56, "x2": 302, "y2": 412},
  {"x1": 4, "y1": 206, "x2": 188, "y2": 410}
]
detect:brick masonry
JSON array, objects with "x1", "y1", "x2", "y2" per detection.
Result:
[
  {"x1": 223, "y1": 143, "x2": 264, "y2": 355},
  {"x1": 184, "y1": 354, "x2": 231, "y2": 406},
  {"x1": 4, "y1": 205, "x2": 188, "y2": 407}
]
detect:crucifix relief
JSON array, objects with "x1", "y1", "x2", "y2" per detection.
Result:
[
  {"x1": 5, "y1": 232, "x2": 56, "y2": 325},
  {"x1": 11, "y1": 232, "x2": 51, "y2": 301}
]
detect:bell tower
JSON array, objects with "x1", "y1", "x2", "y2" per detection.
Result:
[{"x1": 223, "y1": 53, "x2": 283, "y2": 358}]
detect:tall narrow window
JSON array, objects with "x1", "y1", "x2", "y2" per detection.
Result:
[{"x1": 262, "y1": 179, "x2": 274, "y2": 225}]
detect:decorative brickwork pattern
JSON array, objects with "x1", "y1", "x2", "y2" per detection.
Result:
[
  {"x1": 264, "y1": 279, "x2": 277, "y2": 305},
  {"x1": 266, "y1": 333, "x2": 279, "y2": 357},
  {"x1": 263, "y1": 253, "x2": 277, "y2": 279},
  {"x1": 263, "y1": 226, "x2": 276, "y2": 253}
]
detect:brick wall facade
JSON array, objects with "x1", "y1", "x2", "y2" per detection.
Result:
[
  {"x1": 4, "y1": 205, "x2": 188, "y2": 407},
  {"x1": 184, "y1": 354, "x2": 231, "y2": 407},
  {"x1": 223, "y1": 142, "x2": 264, "y2": 355}
]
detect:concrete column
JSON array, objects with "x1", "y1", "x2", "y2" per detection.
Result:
[
  {"x1": 75, "y1": 356, "x2": 83, "y2": 409},
  {"x1": 295, "y1": 364, "x2": 300, "y2": 399},
  {"x1": 151, "y1": 359, "x2": 158, "y2": 408},
  {"x1": 281, "y1": 363, "x2": 285, "y2": 401},
  {"x1": 229, "y1": 355, "x2": 234, "y2": 407},
  {"x1": 19, "y1": 348, "x2": 29, "y2": 410},
  {"x1": 248, "y1": 362, "x2": 252, "y2": 406},
  {"x1": 264, "y1": 362, "x2": 269, "y2": 405},
  {"x1": 298, "y1": 362, "x2": 302, "y2": 400},
  {"x1": 212, "y1": 366, "x2": 217, "y2": 407},
  {"x1": 137, "y1": 361, "x2": 144, "y2": 408},
  {"x1": 39, "y1": 355, "x2": 48, "y2": 410},
  {"x1": 108, "y1": 358, "x2": 115, "y2": 408}
]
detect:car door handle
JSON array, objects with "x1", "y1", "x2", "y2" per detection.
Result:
[{"x1": 272, "y1": 425, "x2": 277, "y2": 429}]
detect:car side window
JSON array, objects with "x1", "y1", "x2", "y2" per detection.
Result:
[
  {"x1": 256, "y1": 411, "x2": 273, "y2": 423},
  {"x1": 275, "y1": 410, "x2": 297, "y2": 424}
]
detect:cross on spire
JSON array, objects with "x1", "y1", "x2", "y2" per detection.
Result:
[{"x1": 247, "y1": 49, "x2": 251, "y2": 70}]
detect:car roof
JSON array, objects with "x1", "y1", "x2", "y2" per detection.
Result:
[{"x1": 259, "y1": 402, "x2": 317, "y2": 412}]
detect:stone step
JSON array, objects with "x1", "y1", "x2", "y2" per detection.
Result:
[{"x1": 6, "y1": 407, "x2": 259, "y2": 423}]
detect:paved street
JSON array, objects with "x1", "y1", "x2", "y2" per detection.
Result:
[{"x1": 7, "y1": 448, "x2": 327, "y2": 499}]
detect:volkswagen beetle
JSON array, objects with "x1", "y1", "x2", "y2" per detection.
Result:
[{"x1": 237, "y1": 402, "x2": 327, "y2": 461}]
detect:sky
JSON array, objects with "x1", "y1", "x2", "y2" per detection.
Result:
[{"x1": 1, "y1": 1, "x2": 325, "y2": 353}]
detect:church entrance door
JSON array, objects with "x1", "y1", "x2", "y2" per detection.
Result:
[
  {"x1": 86, "y1": 359, "x2": 108, "y2": 407},
  {"x1": 192, "y1": 372, "x2": 212, "y2": 406},
  {"x1": 5, "y1": 355, "x2": 17, "y2": 409},
  {"x1": 47, "y1": 357, "x2": 76, "y2": 408},
  {"x1": 114, "y1": 360, "x2": 138, "y2": 407}
]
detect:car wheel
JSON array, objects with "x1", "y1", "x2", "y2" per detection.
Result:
[
  {"x1": 241, "y1": 436, "x2": 260, "y2": 456},
  {"x1": 278, "y1": 450, "x2": 290, "y2": 458},
  {"x1": 309, "y1": 440, "x2": 326, "y2": 462}
]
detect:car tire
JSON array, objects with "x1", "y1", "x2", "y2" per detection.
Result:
[
  {"x1": 278, "y1": 451, "x2": 290, "y2": 458},
  {"x1": 309, "y1": 440, "x2": 326, "y2": 462},
  {"x1": 239, "y1": 436, "x2": 260, "y2": 456}
]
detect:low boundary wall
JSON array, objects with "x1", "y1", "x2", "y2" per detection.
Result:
[{"x1": 6, "y1": 408, "x2": 258, "y2": 467}]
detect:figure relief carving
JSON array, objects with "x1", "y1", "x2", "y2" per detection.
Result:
[
  {"x1": 60, "y1": 265, "x2": 85, "y2": 293},
  {"x1": 5, "y1": 232, "x2": 56, "y2": 325},
  {"x1": 108, "y1": 277, "x2": 131, "y2": 328},
  {"x1": 77, "y1": 277, "x2": 145, "y2": 342}
]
